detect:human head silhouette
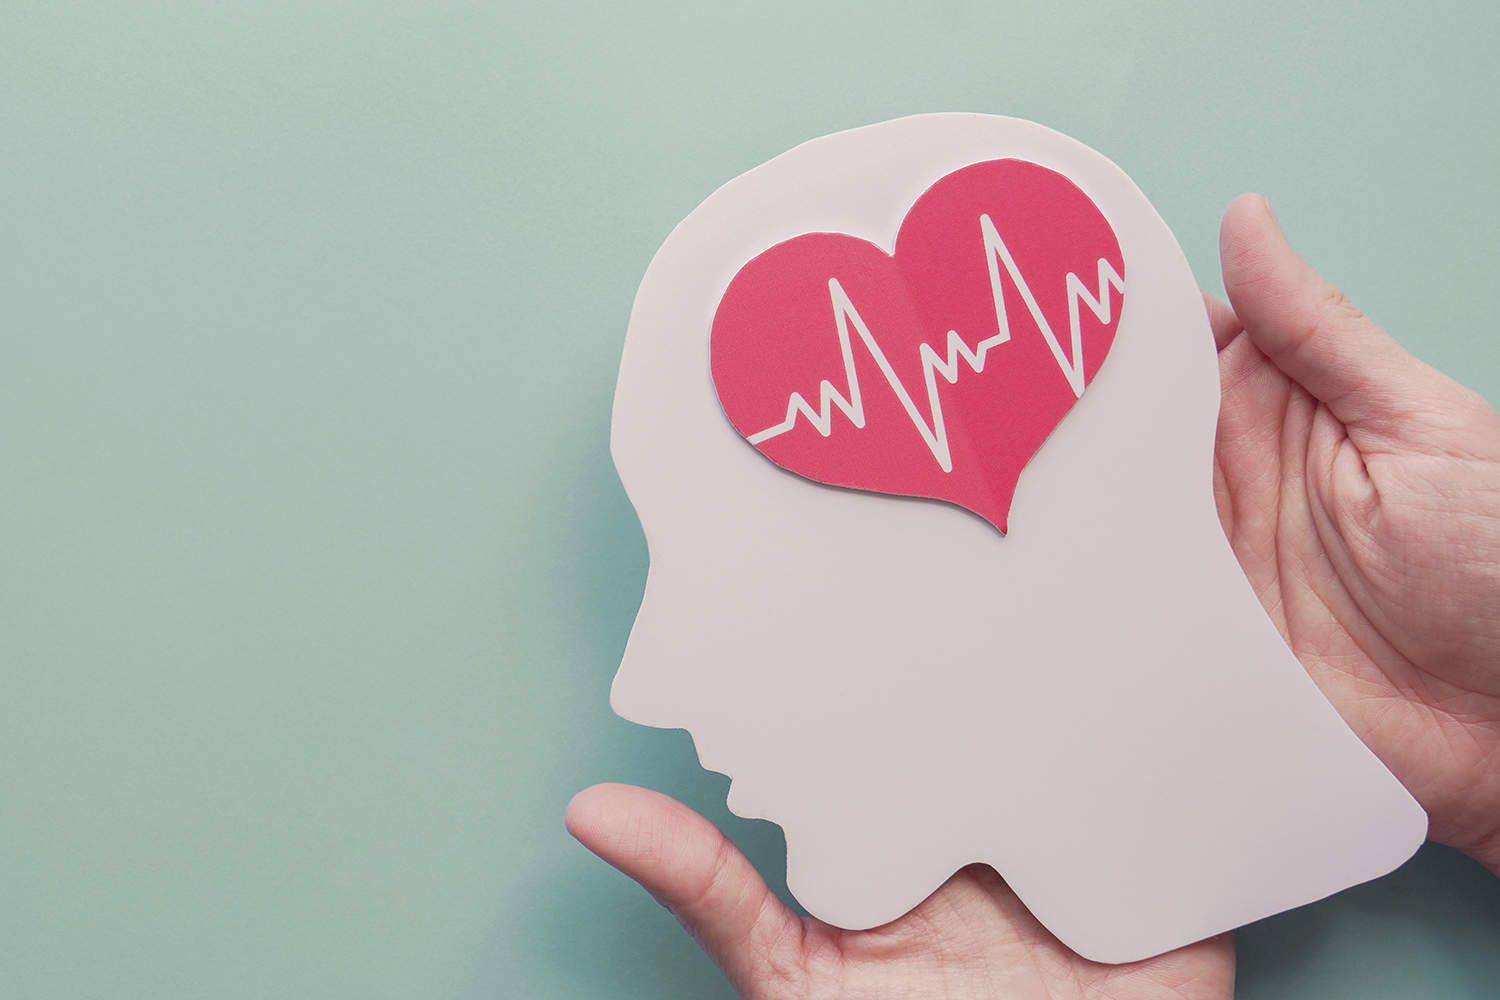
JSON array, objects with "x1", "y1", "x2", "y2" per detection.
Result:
[{"x1": 608, "y1": 114, "x2": 1424, "y2": 962}]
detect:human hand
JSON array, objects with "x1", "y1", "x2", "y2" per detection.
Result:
[
  {"x1": 567, "y1": 783, "x2": 1233, "y2": 1000},
  {"x1": 1211, "y1": 194, "x2": 1500, "y2": 873},
  {"x1": 568, "y1": 195, "x2": 1500, "y2": 998}
]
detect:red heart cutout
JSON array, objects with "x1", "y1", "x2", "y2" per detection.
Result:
[{"x1": 710, "y1": 159, "x2": 1125, "y2": 533}]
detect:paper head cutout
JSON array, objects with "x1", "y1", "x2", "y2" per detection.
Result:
[
  {"x1": 711, "y1": 158, "x2": 1123, "y2": 532},
  {"x1": 609, "y1": 114, "x2": 1425, "y2": 963}
]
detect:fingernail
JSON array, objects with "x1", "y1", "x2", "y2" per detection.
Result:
[{"x1": 1260, "y1": 194, "x2": 1280, "y2": 231}]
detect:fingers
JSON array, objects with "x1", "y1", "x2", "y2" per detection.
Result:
[
  {"x1": 1219, "y1": 193, "x2": 1440, "y2": 435},
  {"x1": 566, "y1": 783, "x2": 802, "y2": 991},
  {"x1": 1201, "y1": 291, "x2": 1243, "y2": 351}
]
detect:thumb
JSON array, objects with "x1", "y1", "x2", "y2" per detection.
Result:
[
  {"x1": 566, "y1": 783, "x2": 802, "y2": 994},
  {"x1": 1219, "y1": 193, "x2": 1441, "y2": 435}
]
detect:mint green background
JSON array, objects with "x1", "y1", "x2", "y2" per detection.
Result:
[{"x1": 4, "y1": 2, "x2": 1499, "y2": 997}]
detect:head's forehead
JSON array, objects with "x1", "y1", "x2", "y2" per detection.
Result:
[{"x1": 612, "y1": 113, "x2": 1216, "y2": 567}]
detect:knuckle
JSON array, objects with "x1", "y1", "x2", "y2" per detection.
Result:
[
  {"x1": 1315, "y1": 283, "x2": 1366, "y2": 328},
  {"x1": 1293, "y1": 283, "x2": 1373, "y2": 364},
  {"x1": 682, "y1": 834, "x2": 739, "y2": 914}
]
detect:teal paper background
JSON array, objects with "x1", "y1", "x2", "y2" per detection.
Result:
[{"x1": 4, "y1": 2, "x2": 1499, "y2": 997}]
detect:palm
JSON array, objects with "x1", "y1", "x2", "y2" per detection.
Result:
[
  {"x1": 1211, "y1": 197, "x2": 1500, "y2": 868},
  {"x1": 782, "y1": 865, "x2": 1230, "y2": 1000},
  {"x1": 567, "y1": 784, "x2": 1233, "y2": 1000}
]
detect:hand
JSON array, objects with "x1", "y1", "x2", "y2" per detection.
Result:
[
  {"x1": 567, "y1": 784, "x2": 1233, "y2": 999},
  {"x1": 1211, "y1": 194, "x2": 1500, "y2": 872},
  {"x1": 567, "y1": 196, "x2": 1500, "y2": 999}
]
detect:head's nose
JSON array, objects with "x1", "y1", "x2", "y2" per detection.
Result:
[
  {"x1": 607, "y1": 604, "x2": 687, "y2": 731},
  {"x1": 608, "y1": 646, "x2": 653, "y2": 725}
]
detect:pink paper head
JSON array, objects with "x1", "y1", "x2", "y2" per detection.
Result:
[{"x1": 607, "y1": 115, "x2": 1424, "y2": 963}]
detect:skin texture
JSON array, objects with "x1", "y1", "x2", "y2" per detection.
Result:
[
  {"x1": 567, "y1": 194, "x2": 1500, "y2": 998},
  {"x1": 1210, "y1": 195, "x2": 1500, "y2": 875}
]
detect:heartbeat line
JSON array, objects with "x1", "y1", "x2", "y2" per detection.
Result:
[{"x1": 746, "y1": 213, "x2": 1125, "y2": 473}]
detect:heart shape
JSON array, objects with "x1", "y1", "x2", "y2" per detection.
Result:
[{"x1": 710, "y1": 158, "x2": 1125, "y2": 533}]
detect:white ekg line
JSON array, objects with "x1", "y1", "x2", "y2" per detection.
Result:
[{"x1": 746, "y1": 213, "x2": 1125, "y2": 473}]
